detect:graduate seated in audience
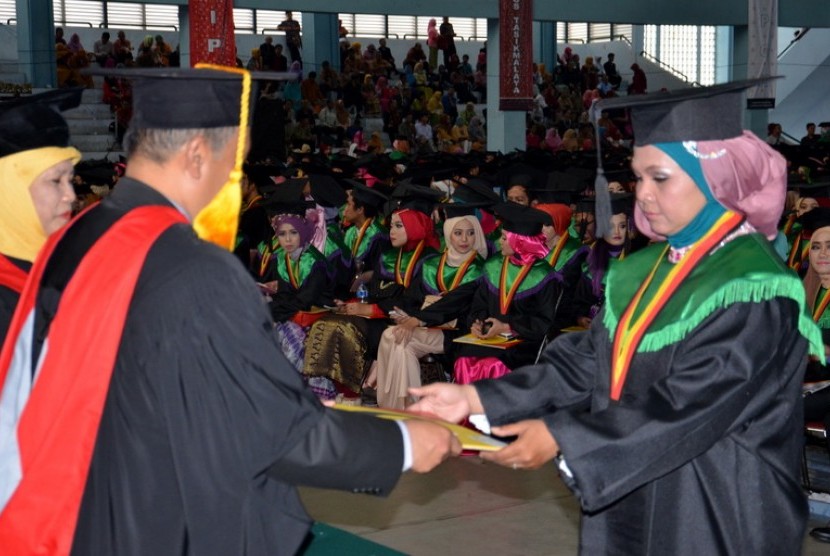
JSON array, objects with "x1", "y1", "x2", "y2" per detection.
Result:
[
  {"x1": 262, "y1": 193, "x2": 334, "y2": 377},
  {"x1": 533, "y1": 201, "x2": 590, "y2": 331},
  {"x1": 450, "y1": 178, "x2": 502, "y2": 255},
  {"x1": 303, "y1": 174, "x2": 353, "y2": 299},
  {"x1": 0, "y1": 89, "x2": 82, "y2": 341},
  {"x1": 534, "y1": 202, "x2": 582, "y2": 272},
  {"x1": 503, "y1": 174, "x2": 535, "y2": 206},
  {"x1": 571, "y1": 197, "x2": 597, "y2": 244},
  {"x1": 233, "y1": 165, "x2": 273, "y2": 277},
  {"x1": 571, "y1": 196, "x2": 633, "y2": 329},
  {"x1": 303, "y1": 185, "x2": 441, "y2": 399},
  {"x1": 779, "y1": 186, "x2": 801, "y2": 240},
  {"x1": 448, "y1": 202, "x2": 562, "y2": 384},
  {"x1": 787, "y1": 185, "x2": 827, "y2": 273},
  {"x1": 801, "y1": 207, "x2": 830, "y2": 404},
  {"x1": 341, "y1": 181, "x2": 390, "y2": 284},
  {"x1": 369, "y1": 208, "x2": 488, "y2": 409},
  {"x1": 801, "y1": 207, "x2": 830, "y2": 544}
]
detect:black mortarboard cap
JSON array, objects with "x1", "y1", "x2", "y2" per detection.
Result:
[
  {"x1": 264, "y1": 179, "x2": 305, "y2": 203},
  {"x1": 574, "y1": 196, "x2": 596, "y2": 214},
  {"x1": 348, "y1": 180, "x2": 390, "y2": 211},
  {"x1": 84, "y1": 67, "x2": 295, "y2": 129},
  {"x1": 494, "y1": 201, "x2": 552, "y2": 236},
  {"x1": 509, "y1": 173, "x2": 534, "y2": 189},
  {"x1": 399, "y1": 165, "x2": 434, "y2": 188},
  {"x1": 245, "y1": 164, "x2": 280, "y2": 192},
  {"x1": 74, "y1": 161, "x2": 116, "y2": 186},
  {"x1": 604, "y1": 167, "x2": 635, "y2": 188},
  {"x1": 308, "y1": 174, "x2": 347, "y2": 208},
  {"x1": 610, "y1": 193, "x2": 634, "y2": 215},
  {"x1": 262, "y1": 199, "x2": 314, "y2": 218},
  {"x1": 594, "y1": 77, "x2": 781, "y2": 146},
  {"x1": 497, "y1": 163, "x2": 546, "y2": 190},
  {"x1": 457, "y1": 152, "x2": 483, "y2": 174},
  {"x1": 453, "y1": 178, "x2": 500, "y2": 205},
  {"x1": 299, "y1": 159, "x2": 334, "y2": 177},
  {"x1": 792, "y1": 178, "x2": 830, "y2": 199},
  {"x1": 442, "y1": 201, "x2": 492, "y2": 218},
  {"x1": 402, "y1": 161, "x2": 457, "y2": 185},
  {"x1": 261, "y1": 179, "x2": 313, "y2": 217},
  {"x1": 356, "y1": 153, "x2": 397, "y2": 181},
  {"x1": 391, "y1": 181, "x2": 444, "y2": 215},
  {"x1": 536, "y1": 169, "x2": 594, "y2": 204},
  {"x1": 329, "y1": 154, "x2": 357, "y2": 176},
  {"x1": 799, "y1": 207, "x2": 830, "y2": 235},
  {"x1": 0, "y1": 87, "x2": 83, "y2": 157}
]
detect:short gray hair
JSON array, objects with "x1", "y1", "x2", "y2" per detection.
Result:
[{"x1": 123, "y1": 126, "x2": 238, "y2": 164}]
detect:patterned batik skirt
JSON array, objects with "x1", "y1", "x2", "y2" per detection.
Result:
[{"x1": 303, "y1": 313, "x2": 372, "y2": 393}]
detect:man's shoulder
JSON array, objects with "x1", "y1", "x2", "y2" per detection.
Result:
[{"x1": 140, "y1": 225, "x2": 255, "y2": 297}]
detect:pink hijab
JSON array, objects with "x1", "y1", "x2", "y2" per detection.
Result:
[{"x1": 634, "y1": 131, "x2": 786, "y2": 241}]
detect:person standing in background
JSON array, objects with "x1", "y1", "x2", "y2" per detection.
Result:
[
  {"x1": 439, "y1": 17, "x2": 457, "y2": 68},
  {"x1": 427, "y1": 19, "x2": 439, "y2": 72},
  {"x1": 279, "y1": 11, "x2": 303, "y2": 66},
  {"x1": 259, "y1": 36, "x2": 276, "y2": 70}
]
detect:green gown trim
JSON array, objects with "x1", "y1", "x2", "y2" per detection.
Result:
[
  {"x1": 379, "y1": 244, "x2": 437, "y2": 286},
  {"x1": 602, "y1": 234, "x2": 824, "y2": 359},
  {"x1": 550, "y1": 236, "x2": 584, "y2": 271},
  {"x1": 274, "y1": 245, "x2": 326, "y2": 287},
  {"x1": 481, "y1": 256, "x2": 553, "y2": 296},
  {"x1": 420, "y1": 251, "x2": 484, "y2": 294},
  {"x1": 815, "y1": 287, "x2": 830, "y2": 332},
  {"x1": 343, "y1": 218, "x2": 386, "y2": 261}
]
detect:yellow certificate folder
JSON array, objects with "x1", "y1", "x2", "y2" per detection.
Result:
[
  {"x1": 452, "y1": 333, "x2": 522, "y2": 350},
  {"x1": 333, "y1": 404, "x2": 507, "y2": 452}
]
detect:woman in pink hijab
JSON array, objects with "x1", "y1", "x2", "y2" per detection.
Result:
[
  {"x1": 426, "y1": 18, "x2": 439, "y2": 71},
  {"x1": 410, "y1": 78, "x2": 821, "y2": 555}
]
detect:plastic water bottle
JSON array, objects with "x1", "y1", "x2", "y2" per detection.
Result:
[{"x1": 356, "y1": 282, "x2": 369, "y2": 303}]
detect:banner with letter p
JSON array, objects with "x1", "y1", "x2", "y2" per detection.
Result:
[{"x1": 189, "y1": 0, "x2": 236, "y2": 67}]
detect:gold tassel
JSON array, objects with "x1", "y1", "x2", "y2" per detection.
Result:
[{"x1": 191, "y1": 64, "x2": 251, "y2": 251}]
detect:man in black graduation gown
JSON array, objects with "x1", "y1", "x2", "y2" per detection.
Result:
[{"x1": 0, "y1": 68, "x2": 459, "y2": 555}]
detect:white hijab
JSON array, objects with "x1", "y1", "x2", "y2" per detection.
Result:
[{"x1": 443, "y1": 215, "x2": 488, "y2": 265}]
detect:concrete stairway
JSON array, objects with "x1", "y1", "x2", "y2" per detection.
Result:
[
  {"x1": 62, "y1": 86, "x2": 124, "y2": 162},
  {"x1": 0, "y1": 59, "x2": 25, "y2": 86}
]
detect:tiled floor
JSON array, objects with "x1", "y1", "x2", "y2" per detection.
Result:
[{"x1": 301, "y1": 456, "x2": 830, "y2": 555}]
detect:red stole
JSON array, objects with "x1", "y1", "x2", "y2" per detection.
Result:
[
  {"x1": 0, "y1": 254, "x2": 28, "y2": 294},
  {"x1": 0, "y1": 205, "x2": 186, "y2": 555}
]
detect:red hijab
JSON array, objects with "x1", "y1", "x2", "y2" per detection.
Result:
[{"x1": 396, "y1": 209, "x2": 440, "y2": 251}]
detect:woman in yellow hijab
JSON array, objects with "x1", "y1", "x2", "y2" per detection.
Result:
[{"x1": 0, "y1": 89, "x2": 82, "y2": 340}]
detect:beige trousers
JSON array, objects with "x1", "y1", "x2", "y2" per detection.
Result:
[{"x1": 375, "y1": 327, "x2": 444, "y2": 410}]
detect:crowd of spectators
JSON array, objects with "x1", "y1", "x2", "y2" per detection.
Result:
[
  {"x1": 55, "y1": 27, "x2": 180, "y2": 89},
  {"x1": 249, "y1": 22, "x2": 660, "y2": 162},
  {"x1": 56, "y1": 21, "x2": 827, "y2": 181}
]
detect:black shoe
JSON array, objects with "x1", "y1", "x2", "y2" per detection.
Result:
[
  {"x1": 360, "y1": 387, "x2": 377, "y2": 407},
  {"x1": 809, "y1": 526, "x2": 830, "y2": 543}
]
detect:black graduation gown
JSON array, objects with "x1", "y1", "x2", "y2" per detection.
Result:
[
  {"x1": 475, "y1": 299, "x2": 809, "y2": 555},
  {"x1": 455, "y1": 262, "x2": 560, "y2": 369},
  {"x1": 26, "y1": 179, "x2": 404, "y2": 556},
  {"x1": 0, "y1": 256, "x2": 30, "y2": 342},
  {"x1": 233, "y1": 201, "x2": 271, "y2": 276},
  {"x1": 552, "y1": 245, "x2": 589, "y2": 329},
  {"x1": 409, "y1": 279, "x2": 484, "y2": 359},
  {"x1": 359, "y1": 248, "x2": 437, "y2": 360},
  {"x1": 269, "y1": 248, "x2": 333, "y2": 323}
]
